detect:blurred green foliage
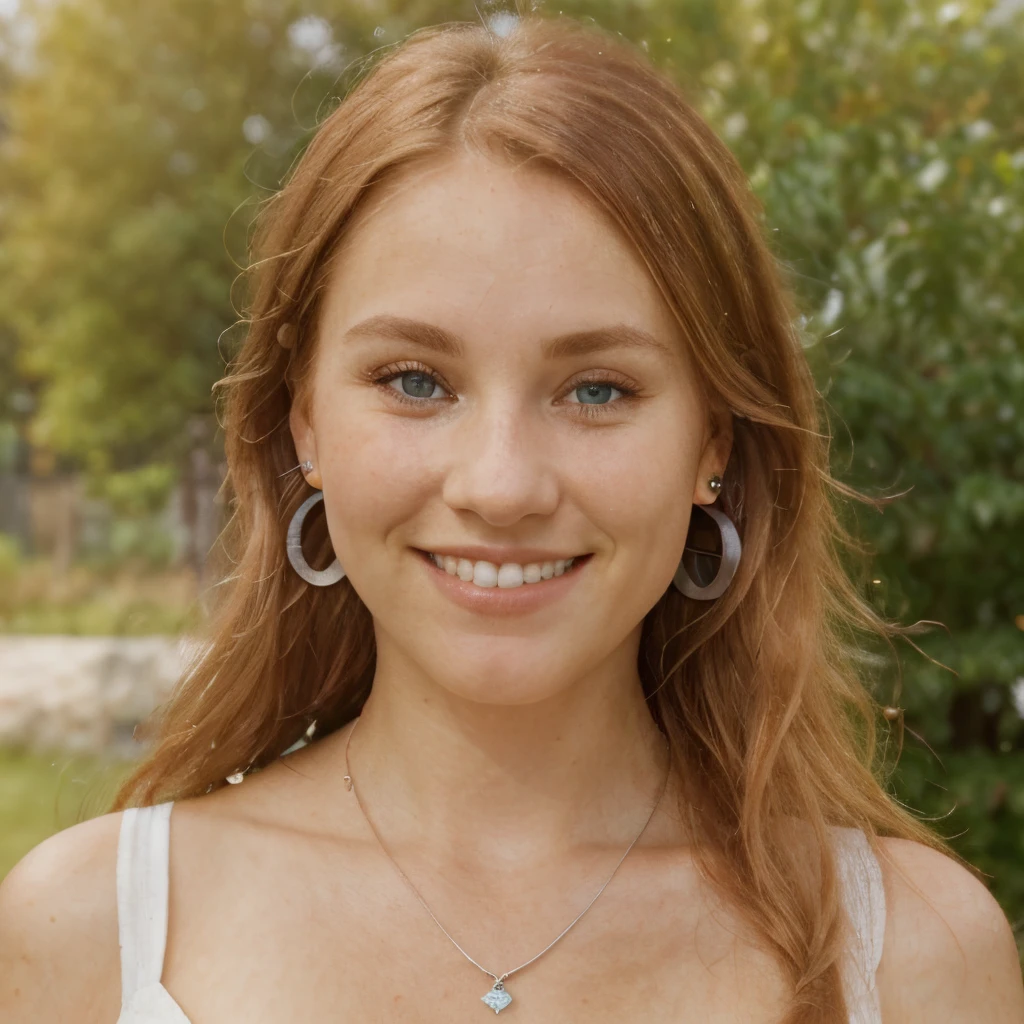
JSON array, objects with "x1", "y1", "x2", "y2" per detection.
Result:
[
  {"x1": 0, "y1": 746, "x2": 136, "y2": 878},
  {"x1": 0, "y1": 0, "x2": 1020, "y2": 947},
  {"x1": 97, "y1": 465, "x2": 178, "y2": 518},
  {"x1": 0, "y1": 532, "x2": 20, "y2": 581},
  {"x1": 0, "y1": 545, "x2": 200, "y2": 634}
]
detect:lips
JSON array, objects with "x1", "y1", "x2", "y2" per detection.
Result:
[
  {"x1": 416, "y1": 548, "x2": 592, "y2": 615},
  {"x1": 419, "y1": 549, "x2": 592, "y2": 586}
]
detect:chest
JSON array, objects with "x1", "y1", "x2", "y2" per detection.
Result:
[{"x1": 160, "y1": 841, "x2": 794, "y2": 1024}]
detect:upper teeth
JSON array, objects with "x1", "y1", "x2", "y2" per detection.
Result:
[{"x1": 429, "y1": 554, "x2": 578, "y2": 588}]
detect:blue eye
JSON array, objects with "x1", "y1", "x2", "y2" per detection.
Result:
[
  {"x1": 371, "y1": 361, "x2": 640, "y2": 418},
  {"x1": 574, "y1": 382, "x2": 619, "y2": 405},
  {"x1": 389, "y1": 371, "x2": 445, "y2": 400}
]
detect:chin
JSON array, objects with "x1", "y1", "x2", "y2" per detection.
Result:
[{"x1": 434, "y1": 663, "x2": 574, "y2": 709}]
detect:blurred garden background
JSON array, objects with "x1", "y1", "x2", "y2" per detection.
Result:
[{"x1": 0, "y1": 0, "x2": 1021, "y2": 958}]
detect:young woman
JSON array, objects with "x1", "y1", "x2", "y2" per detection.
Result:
[{"x1": 2, "y1": 11, "x2": 1022, "y2": 1024}]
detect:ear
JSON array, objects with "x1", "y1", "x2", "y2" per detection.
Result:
[
  {"x1": 693, "y1": 403, "x2": 734, "y2": 506},
  {"x1": 289, "y1": 395, "x2": 323, "y2": 490}
]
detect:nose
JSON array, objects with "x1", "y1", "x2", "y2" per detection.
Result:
[{"x1": 440, "y1": 396, "x2": 560, "y2": 528}]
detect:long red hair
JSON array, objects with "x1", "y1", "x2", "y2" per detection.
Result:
[{"x1": 111, "y1": 9, "x2": 957, "y2": 1020}]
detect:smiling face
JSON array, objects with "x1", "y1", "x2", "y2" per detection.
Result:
[{"x1": 290, "y1": 149, "x2": 732, "y2": 706}]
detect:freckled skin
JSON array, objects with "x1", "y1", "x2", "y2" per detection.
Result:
[{"x1": 291, "y1": 149, "x2": 731, "y2": 709}]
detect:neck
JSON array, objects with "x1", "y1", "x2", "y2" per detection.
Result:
[{"x1": 333, "y1": 637, "x2": 678, "y2": 870}]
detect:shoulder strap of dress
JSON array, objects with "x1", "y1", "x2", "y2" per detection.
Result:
[
  {"x1": 830, "y1": 826, "x2": 886, "y2": 1024},
  {"x1": 116, "y1": 801, "x2": 175, "y2": 1004}
]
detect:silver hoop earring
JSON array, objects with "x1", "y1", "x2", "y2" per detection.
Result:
[
  {"x1": 286, "y1": 491, "x2": 346, "y2": 586},
  {"x1": 672, "y1": 502, "x2": 741, "y2": 600}
]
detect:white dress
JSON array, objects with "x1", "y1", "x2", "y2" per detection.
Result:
[{"x1": 115, "y1": 801, "x2": 885, "y2": 1023}]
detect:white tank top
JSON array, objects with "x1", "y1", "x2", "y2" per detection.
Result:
[{"x1": 115, "y1": 801, "x2": 886, "y2": 1023}]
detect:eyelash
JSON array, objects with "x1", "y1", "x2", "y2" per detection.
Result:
[{"x1": 367, "y1": 360, "x2": 642, "y2": 419}]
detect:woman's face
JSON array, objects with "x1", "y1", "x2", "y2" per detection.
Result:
[{"x1": 291, "y1": 150, "x2": 731, "y2": 706}]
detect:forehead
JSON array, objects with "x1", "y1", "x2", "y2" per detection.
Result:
[{"x1": 320, "y1": 151, "x2": 687, "y2": 362}]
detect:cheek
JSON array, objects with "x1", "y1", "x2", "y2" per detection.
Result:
[
  {"x1": 589, "y1": 403, "x2": 699, "y2": 497},
  {"x1": 312, "y1": 404, "x2": 439, "y2": 547},
  {"x1": 579, "y1": 423, "x2": 698, "y2": 576},
  {"x1": 601, "y1": 458, "x2": 691, "y2": 551}
]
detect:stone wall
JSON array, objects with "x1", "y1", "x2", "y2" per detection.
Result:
[{"x1": 0, "y1": 636, "x2": 199, "y2": 756}]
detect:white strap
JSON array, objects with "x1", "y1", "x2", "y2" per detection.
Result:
[
  {"x1": 832, "y1": 826, "x2": 886, "y2": 1024},
  {"x1": 116, "y1": 802, "x2": 174, "y2": 1003}
]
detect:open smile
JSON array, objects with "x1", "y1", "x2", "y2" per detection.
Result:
[{"x1": 414, "y1": 548, "x2": 594, "y2": 615}]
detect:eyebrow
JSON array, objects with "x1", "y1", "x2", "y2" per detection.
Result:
[{"x1": 342, "y1": 313, "x2": 672, "y2": 360}]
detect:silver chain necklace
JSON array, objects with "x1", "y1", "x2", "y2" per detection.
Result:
[{"x1": 342, "y1": 715, "x2": 672, "y2": 1015}]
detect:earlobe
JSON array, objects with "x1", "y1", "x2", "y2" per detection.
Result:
[
  {"x1": 693, "y1": 450, "x2": 732, "y2": 506},
  {"x1": 696, "y1": 409, "x2": 733, "y2": 505},
  {"x1": 288, "y1": 400, "x2": 322, "y2": 489}
]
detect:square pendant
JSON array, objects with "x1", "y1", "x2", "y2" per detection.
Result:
[{"x1": 481, "y1": 984, "x2": 512, "y2": 1014}]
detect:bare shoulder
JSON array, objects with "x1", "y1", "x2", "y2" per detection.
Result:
[
  {"x1": 0, "y1": 809, "x2": 125, "y2": 1024},
  {"x1": 874, "y1": 836, "x2": 1024, "y2": 1023}
]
